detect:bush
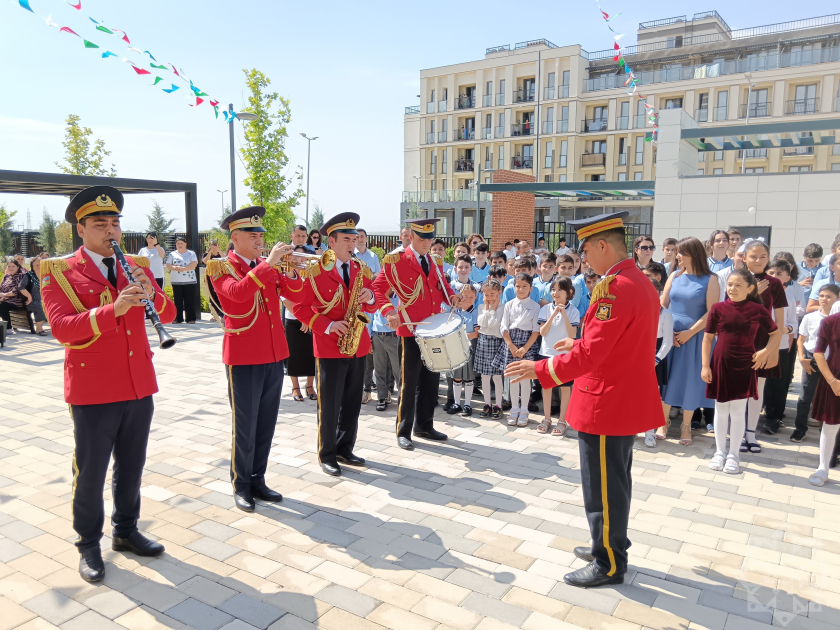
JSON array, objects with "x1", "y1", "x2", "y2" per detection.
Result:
[
  {"x1": 445, "y1": 247, "x2": 454, "y2": 264},
  {"x1": 371, "y1": 246, "x2": 386, "y2": 262}
]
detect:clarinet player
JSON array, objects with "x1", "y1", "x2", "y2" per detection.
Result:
[{"x1": 40, "y1": 186, "x2": 177, "y2": 582}]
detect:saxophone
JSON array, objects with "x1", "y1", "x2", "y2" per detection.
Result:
[{"x1": 338, "y1": 256, "x2": 372, "y2": 356}]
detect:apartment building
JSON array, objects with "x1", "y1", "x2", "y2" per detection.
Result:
[{"x1": 402, "y1": 10, "x2": 840, "y2": 238}]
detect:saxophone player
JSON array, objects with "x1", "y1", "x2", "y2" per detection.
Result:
[{"x1": 292, "y1": 212, "x2": 377, "y2": 476}]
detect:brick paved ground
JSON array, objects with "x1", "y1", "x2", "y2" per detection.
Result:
[{"x1": 1, "y1": 322, "x2": 839, "y2": 630}]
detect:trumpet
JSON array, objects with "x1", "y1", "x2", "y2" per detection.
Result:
[{"x1": 274, "y1": 250, "x2": 336, "y2": 273}]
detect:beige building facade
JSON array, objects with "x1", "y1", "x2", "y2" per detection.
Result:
[{"x1": 402, "y1": 11, "x2": 840, "y2": 241}]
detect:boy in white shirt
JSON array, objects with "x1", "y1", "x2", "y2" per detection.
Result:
[
  {"x1": 791, "y1": 285, "x2": 840, "y2": 442},
  {"x1": 555, "y1": 237, "x2": 570, "y2": 257}
]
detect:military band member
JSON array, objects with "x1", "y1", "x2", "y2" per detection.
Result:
[
  {"x1": 292, "y1": 213, "x2": 377, "y2": 476},
  {"x1": 40, "y1": 186, "x2": 177, "y2": 582},
  {"x1": 207, "y1": 206, "x2": 302, "y2": 512},
  {"x1": 372, "y1": 218, "x2": 460, "y2": 450},
  {"x1": 506, "y1": 211, "x2": 661, "y2": 587}
]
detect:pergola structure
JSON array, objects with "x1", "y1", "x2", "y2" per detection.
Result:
[
  {"x1": 480, "y1": 180, "x2": 655, "y2": 198},
  {"x1": 0, "y1": 169, "x2": 200, "y2": 305}
]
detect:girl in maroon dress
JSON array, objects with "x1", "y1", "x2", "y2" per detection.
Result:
[
  {"x1": 741, "y1": 240, "x2": 787, "y2": 453},
  {"x1": 702, "y1": 269, "x2": 779, "y2": 474},
  {"x1": 808, "y1": 312, "x2": 840, "y2": 486}
]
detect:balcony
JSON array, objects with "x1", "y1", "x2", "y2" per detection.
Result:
[
  {"x1": 714, "y1": 106, "x2": 728, "y2": 121},
  {"x1": 582, "y1": 118, "x2": 608, "y2": 133},
  {"x1": 584, "y1": 47, "x2": 840, "y2": 92},
  {"x1": 405, "y1": 105, "x2": 420, "y2": 115},
  {"x1": 510, "y1": 156, "x2": 533, "y2": 169},
  {"x1": 513, "y1": 88, "x2": 535, "y2": 103},
  {"x1": 616, "y1": 116, "x2": 629, "y2": 130},
  {"x1": 618, "y1": 152, "x2": 627, "y2": 166},
  {"x1": 438, "y1": 100, "x2": 448, "y2": 113},
  {"x1": 582, "y1": 153, "x2": 606, "y2": 167},
  {"x1": 495, "y1": 126, "x2": 505, "y2": 138},
  {"x1": 481, "y1": 127, "x2": 492, "y2": 139},
  {"x1": 456, "y1": 94, "x2": 476, "y2": 110},
  {"x1": 455, "y1": 128, "x2": 475, "y2": 141},
  {"x1": 402, "y1": 189, "x2": 491, "y2": 203},
  {"x1": 558, "y1": 119, "x2": 568, "y2": 133},
  {"x1": 496, "y1": 93, "x2": 505, "y2": 106},
  {"x1": 784, "y1": 98, "x2": 820, "y2": 115},
  {"x1": 544, "y1": 86, "x2": 555, "y2": 100},
  {"x1": 558, "y1": 155, "x2": 567, "y2": 168},
  {"x1": 425, "y1": 132, "x2": 435, "y2": 144},
  {"x1": 455, "y1": 158, "x2": 475, "y2": 172},
  {"x1": 511, "y1": 123, "x2": 535, "y2": 136},
  {"x1": 559, "y1": 85, "x2": 569, "y2": 99},
  {"x1": 438, "y1": 131, "x2": 448, "y2": 143},
  {"x1": 738, "y1": 149, "x2": 768, "y2": 159},
  {"x1": 739, "y1": 102, "x2": 771, "y2": 119},
  {"x1": 542, "y1": 121, "x2": 553, "y2": 134},
  {"x1": 482, "y1": 94, "x2": 492, "y2": 107},
  {"x1": 783, "y1": 146, "x2": 815, "y2": 156},
  {"x1": 633, "y1": 114, "x2": 647, "y2": 128},
  {"x1": 695, "y1": 108, "x2": 709, "y2": 122},
  {"x1": 426, "y1": 102, "x2": 435, "y2": 114}
]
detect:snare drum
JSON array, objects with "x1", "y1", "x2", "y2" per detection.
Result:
[{"x1": 413, "y1": 312, "x2": 470, "y2": 373}]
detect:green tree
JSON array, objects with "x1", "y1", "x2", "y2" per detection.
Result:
[
  {"x1": 0, "y1": 204, "x2": 16, "y2": 256},
  {"x1": 217, "y1": 204, "x2": 233, "y2": 228},
  {"x1": 406, "y1": 202, "x2": 422, "y2": 220},
  {"x1": 35, "y1": 209, "x2": 58, "y2": 256},
  {"x1": 55, "y1": 221, "x2": 74, "y2": 255},
  {"x1": 146, "y1": 199, "x2": 175, "y2": 236},
  {"x1": 239, "y1": 69, "x2": 303, "y2": 244},
  {"x1": 55, "y1": 114, "x2": 117, "y2": 177},
  {"x1": 307, "y1": 204, "x2": 325, "y2": 231}
]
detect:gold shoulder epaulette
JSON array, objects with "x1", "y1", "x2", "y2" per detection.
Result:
[
  {"x1": 206, "y1": 257, "x2": 232, "y2": 281},
  {"x1": 384, "y1": 253, "x2": 399, "y2": 265},
  {"x1": 38, "y1": 257, "x2": 71, "y2": 281},
  {"x1": 127, "y1": 255, "x2": 150, "y2": 269},
  {"x1": 354, "y1": 258, "x2": 372, "y2": 280},
  {"x1": 590, "y1": 274, "x2": 616, "y2": 303},
  {"x1": 305, "y1": 262, "x2": 321, "y2": 279},
  {"x1": 430, "y1": 253, "x2": 443, "y2": 264}
]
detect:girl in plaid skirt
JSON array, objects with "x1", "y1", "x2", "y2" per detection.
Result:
[{"x1": 474, "y1": 279, "x2": 505, "y2": 419}]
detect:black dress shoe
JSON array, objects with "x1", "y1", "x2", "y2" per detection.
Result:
[
  {"x1": 564, "y1": 562, "x2": 624, "y2": 588},
  {"x1": 251, "y1": 482, "x2": 283, "y2": 502},
  {"x1": 233, "y1": 491, "x2": 255, "y2": 512},
  {"x1": 112, "y1": 531, "x2": 165, "y2": 557},
  {"x1": 337, "y1": 452, "x2": 365, "y2": 466},
  {"x1": 527, "y1": 401, "x2": 539, "y2": 413},
  {"x1": 574, "y1": 546, "x2": 595, "y2": 562},
  {"x1": 397, "y1": 437, "x2": 414, "y2": 450},
  {"x1": 376, "y1": 400, "x2": 387, "y2": 411},
  {"x1": 321, "y1": 461, "x2": 341, "y2": 476},
  {"x1": 414, "y1": 428, "x2": 448, "y2": 441},
  {"x1": 79, "y1": 547, "x2": 105, "y2": 582}
]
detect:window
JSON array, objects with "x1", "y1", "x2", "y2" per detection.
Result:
[
  {"x1": 558, "y1": 174, "x2": 567, "y2": 182},
  {"x1": 442, "y1": 179, "x2": 446, "y2": 190},
  {"x1": 833, "y1": 145, "x2": 840, "y2": 156},
  {"x1": 559, "y1": 140, "x2": 568, "y2": 168},
  {"x1": 431, "y1": 179, "x2": 437, "y2": 191},
  {"x1": 430, "y1": 90, "x2": 435, "y2": 103},
  {"x1": 442, "y1": 149, "x2": 447, "y2": 174},
  {"x1": 484, "y1": 177, "x2": 490, "y2": 183},
  {"x1": 698, "y1": 150, "x2": 706, "y2": 162},
  {"x1": 698, "y1": 93, "x2": 709, "y2": 110},
  {"x1": 633, "y1": 172, "x2": 643, "y2": 181},
  {"x1": 486, "y1": 81, "x2": 492, "y2": 95},
  {"x1": 744, "y1": 167, "x2": 764, "y2": 174},
  {"x1": 664, "y1": 98, "x2": 683, "y2": 109},
  {"x1": 747, "y1": 89, "x2": 769, "y2": 117},
  {"x1": 593, "y1": 106, "x2": 607, "y2": 121},
  {"x1": 547, "y1": 72, "x2": 555, "y2": 88},
  {"x1": 713, "y1": 150, "x2": 723, "y2": 161},
  {"x1": 592, "y1": 140, "x2": 606, "y2": 154},
  {"x1": 560, "y1": 105, "x2": 569, "y2": 132},
  {"x1": 544, "y1": 175, "x2": 553, "y2": 182},
  {"x1": 430, "y1": 152, "x2": 436, "y2": 175},
  {"x1": 832, "y1": 164, "x2": 840, "y2": 171},
  {"x1": 545, "y1": 141, "x2": 553, "y2": 168},
  {"x1": 435, "y1": 210, "x2": 454, "y2": 235},
  {"x1": 499, "y1": 79, "x2": 505, "y2": 93},
  {"x1": 443, "y1": 88, "x2": 448, "y2": 101},
  {"x1": 789, "y1": 165, "x2": 811, "y2": 172},
  {"x1": 617, "y1": 172, "x2": 627, "y2": 181},
  {"x1": 716, "y1": 90, "x2": 728, "y2": 120},
  {"x1": 498, "y1": 145, "x2": 504, "y2": 170},
  {"x1": 591, "y1": 174, "x2": 605, "y2": 182},
  {"x1": 793, "y1": 84, "x2": 818, "y2": 114},
  {"x1": 562, "y1": 70, "x2": 570, "y2": 86},
  {"x1": 429, "y1": 120, "x2": 435, "y2": 134},
  {"x1": 635, "y1": 137, "x2": 645, "y2": 165},
  {"x1": 713, "y1": 168, "x2": 723, "y2": 175}
]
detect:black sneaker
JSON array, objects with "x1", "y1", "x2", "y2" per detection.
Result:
[
  {"x1": 462, "y1": 406, "x2": 473, "y2": 417},
  {"x1": 447, "y1": 404, "x2": 462, "y2": 415},
  {"x1": 764, "y1": 419, "x2": 781, "y2": 435},
  {"x1": 479, "y1": 404, "x2": 492, "y2": 418},
  {"x1": 443, "y1": 401, "x2": 455, "y2": 413},
  {"x1": 376, "y1": 400, "x2": 387, "y2": 411},
  {"x1": 502, "y1": 399, "x2": 512, "y2": 411},
  {"x1": 790, "y1": 430, "x2": 806, "y2": 443},
  {"x1": 492, "y1": 405, "x2": 502, "y2": 419},
  {"x1": 527, "y1": 401, "x2": 539, "y2": 413}
]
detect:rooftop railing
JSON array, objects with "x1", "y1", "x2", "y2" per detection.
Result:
[
  {"x1": 402, "y1": 190, "x2": 492, "y2": 203},
  {"x1": 515, "y1": 38, "x2": 558, "y2": 49},
  {"x1": 639, "y1": 15, "x2": 686, "y2": 29},
  {"x1": 486, "y1": 44, "x2": 511, "y2": 55},
  {"x1": 693, "y1": 10, "x2": 730, "y2": 30},
  {"x1": 405, "y1": 105, "x2": 420, "y2": 115}
]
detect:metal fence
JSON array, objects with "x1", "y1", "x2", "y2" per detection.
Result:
[
  {"x1": 366, "y1": 235, "x2": 492, "y2": 253},
  {"x1": 10, "y1": 231, "x2": 217, "y2": 261},
  {"x1": 532, "y1": 220, "x2": 652, "y2": 253}
]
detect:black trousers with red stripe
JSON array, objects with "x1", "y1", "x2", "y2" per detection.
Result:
[{"x1": 577, "y1": 431, "x2": 635, "y2": 576}]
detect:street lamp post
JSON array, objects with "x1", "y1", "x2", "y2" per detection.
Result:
[
  {"x1": 741, "y1": 73, "x2": 756, "y2": 173},
  {"x1": 300, "y1": 133, "x2": 319, "y2": 227},
  {"x1": 227, "y1": 104, "x2": 258, "y2": 212},
  {"x1": 217, "y1": 189, "x2": 228, "y2": 213}
]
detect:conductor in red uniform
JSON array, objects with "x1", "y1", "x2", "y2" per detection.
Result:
[
  {"x1": 372, "y1": 218, "x2": 460, "y2": 450},
  {"x1": 207, "y1": 207, "x2": 301, "y2": 512},
  {"x1": 506, "y1": 211, "x2": 662, "y2": 588},
  {"x1": 41, "y1": 186, "x2": 177, "y2": 583},
  {"x1": 292, "y1": 212, "x2": 377, "y2": 476}
]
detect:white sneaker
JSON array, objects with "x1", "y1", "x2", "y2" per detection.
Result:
[
  {"x1": 809, "y1": 470, "x2": 828, "y2": 486},
  {"x1": 362, "y1": 391, "x2": 372, "y2": 404},
  {"x1": 517, "y1": 412, "x2": 529, "y2": 427},
  {"x1": 708, "y1": 453, "x2": 725, "y2": 471},
  {"x1": 723, "y1": 456, "x2": 740, "y2": 475},
  {"x1": 386, "y1": 391, "x2": 393, "y2": 404},
  {"x1": 644, "y1": 430, "x2": 656, "y2": 448}
]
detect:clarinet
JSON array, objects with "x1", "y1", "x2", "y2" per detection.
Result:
[{"x1": 109, "y1": 240, "x2": 177, "y2": 349}]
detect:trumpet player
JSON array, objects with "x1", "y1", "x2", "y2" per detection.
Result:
[
  {"x1": 292, "y1": 212, "x2": 377, "y2": 476},
  {"x1": 40, "y1": 186, "x2": 176, "y2": 582},
  {"x1": 208, "y1": 206, "x2": 303, "y2": 512}
]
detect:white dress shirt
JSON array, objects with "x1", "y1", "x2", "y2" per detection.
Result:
[{"x1": 84, "y1": 247, "x2": 119, "y2": 283}]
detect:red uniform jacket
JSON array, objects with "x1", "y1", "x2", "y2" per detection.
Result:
[
  {"x1": 372, "y1": 249, "x2": 456, "y2": 338},
  {"x1": 207, "y1": 251, "x2": 303, "y2": 366},
  {"x1": 40, "y1": 247, "x2": 176, "y2": 406},
  {"x1": 291, "y1": 256, "x2": 377, "y2": 358},
  {"x1": 534, "y1": 258, "x2": 662, "y2": 436}
]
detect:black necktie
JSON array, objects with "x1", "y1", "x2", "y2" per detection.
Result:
[
  {"x1": 102, "y1": 258, "x2": 117, "y2": 289},
  {"x1": 420, "y1": 255, "x2": 429, "y2": 276},
  {"x1": 249, "y1": 260, "x2": 257, "y2": 269},
  {"x1": 342, "y1": 262, "x2": 350, "y2": 288}
]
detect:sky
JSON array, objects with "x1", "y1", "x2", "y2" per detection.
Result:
[{"x1": 0, "y1": 0, "x2": 812, "y2": 234}]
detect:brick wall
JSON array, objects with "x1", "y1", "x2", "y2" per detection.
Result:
[{"x1": 489, "y1": 170, "x2": 536, "y2": 248}]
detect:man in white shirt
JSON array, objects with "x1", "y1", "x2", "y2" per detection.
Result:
[
  {"x1": 503, "y1": 241, "x2": 517, "y2": 260},
  {"x1": 533, "y1": 237, "x2": 548, "y2": 255},
  {"x1": 354, "y1": 228, "x2": 380, "y2": 277},
  {"x1": 394, "y1": 226, "x2": 412, "y2": 253}
]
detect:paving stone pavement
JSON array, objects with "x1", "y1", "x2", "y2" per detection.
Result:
[{"x1": 1, "y1": 321, "x2": 840, "y2": 630}]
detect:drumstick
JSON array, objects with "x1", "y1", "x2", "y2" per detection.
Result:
[{"x1": 397, "y1": 321, "x2": 432, "y2": 327}]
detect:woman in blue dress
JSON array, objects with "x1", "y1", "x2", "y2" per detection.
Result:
[{"x1": 661, "y1": 237, "x2": 720, "y2": 445}]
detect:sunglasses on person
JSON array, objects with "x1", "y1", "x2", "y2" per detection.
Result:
[{"x1": 636, "y1": 245, "x2": 656, "y2": 252}]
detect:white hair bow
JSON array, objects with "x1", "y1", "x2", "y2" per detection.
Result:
[{"x1": 737, "y1": 236, "x2": 764, "y2": 254}]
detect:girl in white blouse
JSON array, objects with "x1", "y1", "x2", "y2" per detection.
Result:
[
  {"x1": 474, "y1": 279, "x2": 505, "y2": 419},
  {"x1": 490, "y1": 273, "x2": 541, "y2": 426}
]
